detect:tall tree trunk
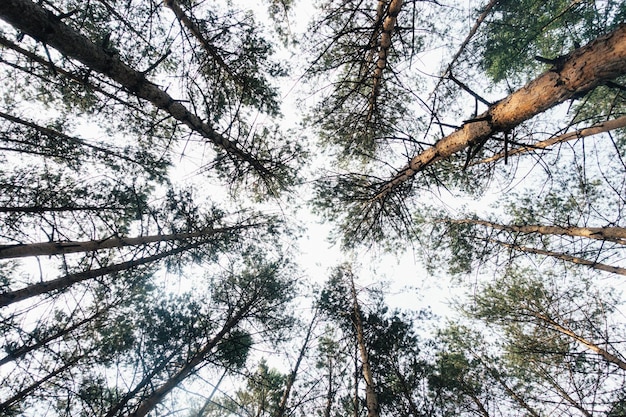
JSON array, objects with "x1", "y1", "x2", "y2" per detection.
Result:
[
  {"x1": 0, "y1": 239, "x2": 209, "y2": 307},
  {"x1": 445, "y1": 218, "x2": 626, "y2": 245},
  {"x1": 0, "y1": 223, "x2": 256, "y2": 259},
  {"x1": 474, "y1": 115, "x2": 626, "y2": 165},
  {"x1": 0, "y1": 0, "x2": 272, "y2": 177},
  {"x1": 490, "y1": 238, "x2": 626, "y2": 276},
  {"x1": 128, "y1": 297, "x2": 257, "y2": 417},
  {"x1": 0, "y1": 350, "x2": 89, "y2": 412},
  {"x1": 534, "y1": 312, "x2": 626, "y2": 371},
  {"x1": 349, "y1": 274, "x2": 380, "y2": 417},
  {"x1": 366, "y1": 0, "x2": 404, "y2": 123},
  {"x1": 374, "y1": 23, "x2": 626, "y2": 201},
  {"x1": 275, "y1": 311, "x2": 317, "y2": 417}
]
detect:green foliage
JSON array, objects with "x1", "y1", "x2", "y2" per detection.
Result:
[{"x1": 478, "y1": 0, "x2": 626, "y2": 83}]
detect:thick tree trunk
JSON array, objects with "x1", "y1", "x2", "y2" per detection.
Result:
[
  {"x1": 474, "y1": 115, "x2": 626, "y2": 165},
  {"x1": 0, "y1": 224, "x2": 255, "y2": 259},
  {"x1": 349, "y1": 275, "x2": 380, "y2": 417},
  {"x1": 0, "y1": 0, "x2": 271, "y2": 177},
  {"x1": 374, "y1": 24, "x2": 626, "y2": 201},
  {"x1": 367, "y1": 0, "x2": 403, "y2": 122},
  {"x1": 446, "y1": 218, "x2": 626, "y2": 245},
  {"x1": 0, "y1": 239, "x2": 209, "y2": 306}
]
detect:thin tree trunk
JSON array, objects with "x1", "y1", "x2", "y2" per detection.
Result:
[
  {"x1": 0, "y1": 239, "x2": 210, "y2": 307},
  {"x1": 0, "y1": 305, "x2": 111, "y2": 366},
  {"x1": 0, "y1": 351, "x2": 89, "y2": 412},
  {"x1": 0, "y1": 0, "x2": 272, "y2": 177},
  {"x1": 534, "y1": 312, "x2": 626, "y2": 370},
  {"x1": 446, "y1": 218, "x2": 626, "y2": 245},
  {"x1": 104, "y1": 352, "x2": 179, "y2": 417},
  {"x1": 349, "y1": 273, "x2": 380, "y2": 417},
  {"x1": 428, "y1": 0, "x2": 500, "y2": 101},
  {"x1": 474, "y1": 115, "x2": 626, "y2": 165},
  {"x1": 0, "y1": 223, "x2": 256, "y2": 259},
  {"x1": 491, "y1": 238, "x2": 626, "y2": 276},
  {"x1": 275, "y1": 311, "x2": 317, "y2": 417},
  {"x1": 374, "y1": 23, "x2": 626, "y2": 201},
  {"x1": 0, "y1": 110, "x2": 156, "y2": 171},
  {"x1": 128, "y1": 297, "x2": 257, "y2": 417}
]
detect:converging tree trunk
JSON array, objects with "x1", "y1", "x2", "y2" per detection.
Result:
[
  {"x1": 0, "y1": 224, "x2": 257, "y2": 259},
  {"x1": 374, "y1": 24, "x2": 626, "y2": 201},
  {"x1": 0, "y1": 0, "x2": 273, "y2": 177}
]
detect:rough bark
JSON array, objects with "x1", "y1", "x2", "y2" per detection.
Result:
[
  {"x1": 366, "y1": 0, "x2": 404, "y2": 123},
  {"x1": 0, "y1": 0, "x2": 272, "y2": 177},
  {"x1": 0, "y1": 239, "x2": 209, "y2": 306},
  {"x1": 374, "y1": 24, "x2": 626, "y2": 201},
  {"x1": 349, "y1": 275, "x2": 380, "y2": 417},
  {"x1": 474, "y1": 115, "x2": 626, "y2": 165},
  {"x1": 491, "y1": 238, "x2": 626, "y2": 276},
  {"x1": 0, "y1": 224, "x2": 256, "y2": 259},
  {"x1": 445, "y1": 218, "x2": 626, "y2": 245}
]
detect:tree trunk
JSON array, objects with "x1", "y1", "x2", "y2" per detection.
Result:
[
  {"x1": 446, "y1": 218, "x2": 626, "y2": 245},
  {"x1": 275, "y1": 311, "x2": 317, "y2": 417},
  {"x1": 0, "y1": 224, "x2": 256, "y2": 259},
  {"x1": 128, "y1": 297, "x2": 256, "y2": 417},
  {"x1": 0, "y1": 0, "x2": 272, "y2": 177},
  {"x1": 374, "y1": 23, "x2": 626, "y2": 201},
  {"x1": 490, "y1": 238, "x2": 626, "y2": 276},
  {"x1": 0, "y1": 239, "x2": 209, "y2": 306},
  {"x1": 349, "y1": 274, "x2": 380, "y2": 417},
  {"x1": 534, "y1": 312, "x2": 626, "y2": 371},
  {"x1": 474, "y1": 115, "x2": 626, "y2": 165}
]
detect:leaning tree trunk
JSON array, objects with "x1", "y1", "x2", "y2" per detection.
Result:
[
  {"x1": 374, "y1": 23, "x2": 626, "y2": 201},
  {"x1": 0, "y1": 0, "x2": 272, "y2": 177},
  {"x1": 0, "y1": 239, "x2": 211, "y2": 306},
  {"x1": 0, "y1": 223, "x2": 257, "y2": 259},
  {"x1": 349, "y1": 274, "x2": 380, "y2": 417}
]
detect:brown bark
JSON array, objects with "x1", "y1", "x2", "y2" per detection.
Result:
[
  {"x1": 349, "y1": 274, "x2": 380, "y2": 417},
  {"x1": 0, "y1": 0, "x2": 272, "y2": 177},
  {"x1": 474, "y1": 115, "x2": 626, "y2": 165},
  {"x1": 446, "y1": 218, "x2": 626, "y2": 245},
  {"x1": 0, "y1": 239, "x2": 210, "y2": 307},
  {"x1": 367, "y1": 0, "x2": 404, "y2": 123},
  {"x1": 0, "y1": 224, "x2": 255, "y2": 259},
  {"x1": 374, "y1": 24, "x2": 626, "y2": 201},
  {"x1": 491, "y1": 238, "x2": 626, "y2": 276}
]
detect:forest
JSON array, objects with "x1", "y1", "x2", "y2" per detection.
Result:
[{"x1": 0, "y1": 0, "x2": 626, "y2": 415}]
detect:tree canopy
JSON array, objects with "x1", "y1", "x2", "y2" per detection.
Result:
[{"x1": 1, "y1": 0, "x2": 625, "y2": 416}]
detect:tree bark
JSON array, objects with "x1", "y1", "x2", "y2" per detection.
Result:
[
  {"x1": 490, "y1": 238, "x2": 626, "y2": 276},
  {"x1": 0, "y1": 224, "x2": 256, "y2": 259},
  {"x1": 446, "y1": 218, "x2": 626, "y2": 245},
  {"x1": 474, "y1": 115, "x2": 626, "y2": 165},
  {"x1": 349, "y1": 274, "x2": 380, "y2": 417},
  {"x1": 0, "y1": 0, "x2": 272, "y2": 177},
  {"x1": 275, "y1": 311, "x2": 317, "y2": 417},
  {"x1": 0, "y1": 239, "x2": 210, "y2": 307},
  {"x1": 374, "y1": 23, "x2": 626, "y2": 201},
  {"x1": 534, "y1": 312, "x2": 626, "y2": 371}
]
